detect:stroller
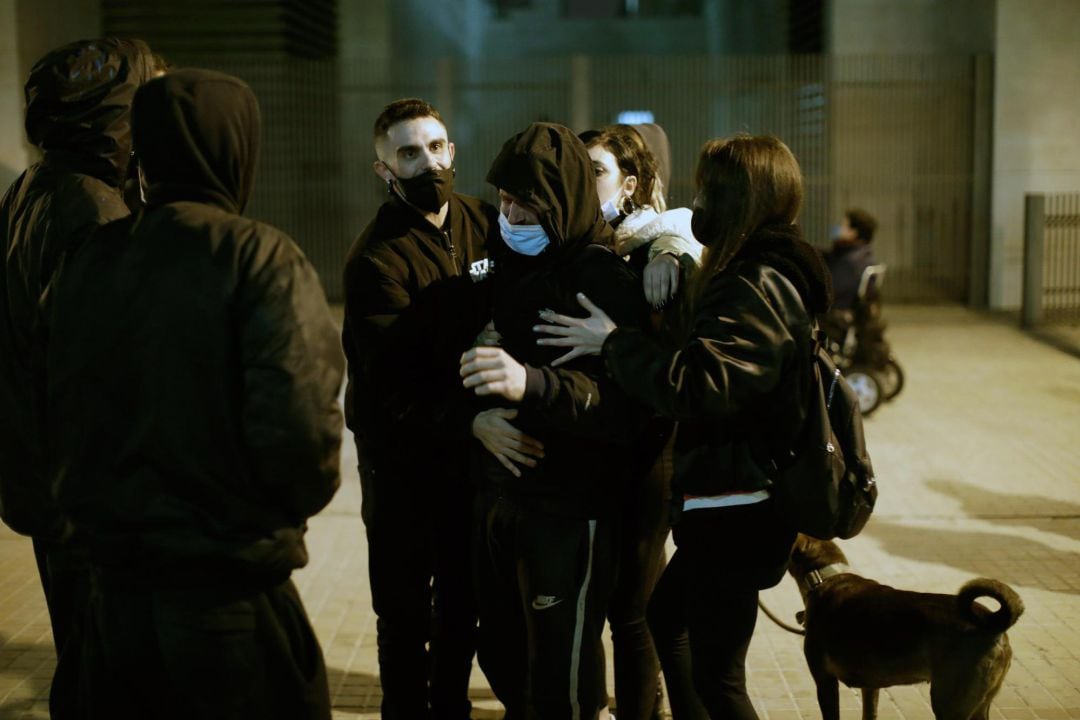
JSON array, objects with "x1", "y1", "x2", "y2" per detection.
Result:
[{"x1": 820, "y1": 264, "x2": 904, "y2": 415}]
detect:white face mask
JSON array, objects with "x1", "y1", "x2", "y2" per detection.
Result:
[
  {"x1": 600, "y1": 191, "x2": 623, "y2": 223},
  {"x1": 498, "y1": 213, "x2": 550, "y2": 256}
]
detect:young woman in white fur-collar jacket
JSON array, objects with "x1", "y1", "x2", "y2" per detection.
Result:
[
  {"x1": 576, "y1": 124, "x2": 708, "y2": 720},
  {"x1": 581, "y1": 126, "x2": 703, "y2": 310}
]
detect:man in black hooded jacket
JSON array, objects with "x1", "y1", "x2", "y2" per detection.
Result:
[
  {"x1": 45, "y1": 69, "x2": 343, "y2": 719},
  {"x1": 342, "y1": 98, "x2": 501, "y2": 719},
  {"x1": 459, "y1": 122, "x2": 650, "y2": 719},
  {"x1": 0, "y1": 37, "x2": 157, "y2": 712}
]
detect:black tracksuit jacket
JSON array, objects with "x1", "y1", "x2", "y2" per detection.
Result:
[
  {"x1": 479, "y1": 123, "x2": 651, "y2": 519},
  {"x1": 342, "y1": 192, "x2": 498, "y2": 492}
]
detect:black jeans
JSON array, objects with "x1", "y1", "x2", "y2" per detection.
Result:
[
  {"x1": 647, "y1": 499, "x2": 795, "y2": 720},
  {"x1": 76, "y1": 573, "x2": 330, "y2": 720},
  {"x1": 33, "y1": 537, "x2": 88, "y2": 719},
  {"x1": 363, "y1": 462, "x2": 477, "y2": 720},
  {"x1": 606, "y1": 433, "x2": 672, "y2": 720},
  {"x1": 475, "y1": 493, "x2": 617, "y2": 720}
]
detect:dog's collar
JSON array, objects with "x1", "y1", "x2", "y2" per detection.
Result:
[{"x1": 804, "y1": 563, "x2": 852, "y2": 593}]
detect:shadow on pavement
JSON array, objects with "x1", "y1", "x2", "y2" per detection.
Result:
[
  {"x1": 326, "y1": 665, "x2": 380, "y2": 712},
  {"x1": 864, "y1": 520, "x2": 1080, "y2": 596},
  {"x1": 925, "y1": 480, "x2": 1080, "y2": 542},
  {"x1": 0, "y1": 636, "x2": 52, "y2": 720}
]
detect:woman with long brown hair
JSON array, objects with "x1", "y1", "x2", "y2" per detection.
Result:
[{"x1": 534, "y1": 135, "x2": 832, "y2": 718}]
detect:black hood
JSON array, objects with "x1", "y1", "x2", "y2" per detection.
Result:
[
  {"x1": 24, "y1": 37, "x2": 156, "y2": 186},
  {"x1": 133, "y1": 69, "x2": 260, "y2": 214},
  {"x1": 734, "y1": 223, "x2": 833, "y2": 315},
  {"x1": 486, "y1": 122, "x2": 613, "y2": 251}
]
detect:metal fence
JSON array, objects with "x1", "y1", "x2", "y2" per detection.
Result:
[
  {"x1": 179, "y1": 53, "x2": 988, "y2": 302},
  {"x1": 1023, "y1": 193, "x2": 1080, "y2": 327},
  {"x1": 337, "y1": 53, "x2": 987, "y2": 303}
]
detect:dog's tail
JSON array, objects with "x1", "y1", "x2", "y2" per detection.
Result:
[{"x1": 957, "y1": 578, "x2": 1024, "y2": 633}]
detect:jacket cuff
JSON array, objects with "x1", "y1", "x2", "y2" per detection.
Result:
[{"x1": 523, "y1": 364, "x2": 548, "y2": 403}]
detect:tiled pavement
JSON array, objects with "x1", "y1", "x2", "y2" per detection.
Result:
[{"x1": 1, "y1": 305, "x2": 1078, "y2": 719}]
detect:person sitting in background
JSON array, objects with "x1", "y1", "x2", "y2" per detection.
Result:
[{"x1": 825, "y1": 207, "x2": 877, "y2": 311}]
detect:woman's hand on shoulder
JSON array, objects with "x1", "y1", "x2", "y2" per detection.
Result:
[
  {"x1": 534, "y1": 293, "x2": 617, "y2": 367},
  {"x1": 643, "y1": 252, "x2": 681, "y2": 308}
]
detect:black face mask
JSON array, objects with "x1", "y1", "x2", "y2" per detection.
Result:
[
  {"x1": 391, "y1": 167, "x2": 455, "y2": 214},
  {"x1": 691, "y1": 207, "x2": 714, "y2": 247}
]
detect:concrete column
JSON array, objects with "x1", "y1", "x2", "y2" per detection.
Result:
[
  {"x1": 0, "y1": 0, "x2": 27, "y2": 187},
  {"x1": 990, "y1": 0, "x2": 1080, "y2": 309}
]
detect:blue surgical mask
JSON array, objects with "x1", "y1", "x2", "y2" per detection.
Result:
[
  {"x1": 499, "y1": 213, "x2": 550, "y2": 256},
  {"x1": 600, "y1": 190, "x2": 626, "y2": 223},
  {"x1": 601, "y1": 197, "x2": 621, "y2": 223}
]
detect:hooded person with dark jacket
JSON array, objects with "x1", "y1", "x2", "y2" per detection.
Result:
[
  {"x1": 45, "y1": 68, "x2": 343, "y2": 720},
  {"x1": 0, "y1": 37, "x2": 157, "y2": 711},
  {"x1": 458, "y1": 122, "x2": 650, "y2": 719},
  {"x1": 535, "y1": 135, "x2": 832, "y2": 719}
]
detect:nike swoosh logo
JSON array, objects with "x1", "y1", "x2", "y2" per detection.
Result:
[{"x1": 531, "y1": 596, "x2": 564, "y2": 611}]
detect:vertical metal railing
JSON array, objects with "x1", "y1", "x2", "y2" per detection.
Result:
[{"x1": 1023, "y1": 192, "x2": 1080, "y2": 328}]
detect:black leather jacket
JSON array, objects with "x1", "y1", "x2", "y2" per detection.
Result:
[{"x1": 602, "y1": 260, "x2": 815, "y2": 504}]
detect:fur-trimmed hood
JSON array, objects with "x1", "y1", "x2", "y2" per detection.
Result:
[{"x1": 613, "y1": 206, "x2": 702, "y2": 263}]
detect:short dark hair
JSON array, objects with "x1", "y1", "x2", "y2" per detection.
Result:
[
  {"x1": 373, "y1": 98, "x2": 445, "y2": 139},
  {"x1": 845, "y1": 208, "x2": 878, "y2": 242}
]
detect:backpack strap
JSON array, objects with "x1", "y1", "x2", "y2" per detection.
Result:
[{"x1": 810, "y1": 320, "x2": 842, "y2": 409}]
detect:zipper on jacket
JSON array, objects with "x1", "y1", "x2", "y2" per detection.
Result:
[{"x1": 443, "y1": 228, "x2": 460, "y2": 274}]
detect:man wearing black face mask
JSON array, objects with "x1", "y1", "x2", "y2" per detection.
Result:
[{"x1": 342, "y1": 98, "x2": 501, "y2": 719}]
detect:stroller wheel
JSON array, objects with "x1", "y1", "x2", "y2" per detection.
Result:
[
  {"x1": 845, "y1": 368, "x2": 882, "y2": 415},
  {"x1": 880, "y1": 357, "x2": 905, "y2": 400}
]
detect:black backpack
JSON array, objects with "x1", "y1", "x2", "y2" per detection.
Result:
[{"x1": 769, "y1": 328, "x2": 877, "y2": 540}]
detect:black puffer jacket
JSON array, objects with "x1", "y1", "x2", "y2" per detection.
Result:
[
  {"x1": 602, "y1": 225, "x2": 831, "y2": 506},
  {"x1": 46, "y1": 70, "x2": 344, "y2": 584},
  {"x1": 481, "y1": 123, "x2": 651, "y2": 518},
  {"x1": 0, "y1": 38, "x2": 155, "y2": 538}
]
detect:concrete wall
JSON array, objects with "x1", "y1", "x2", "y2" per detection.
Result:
[
  {"x1": 990, "y1": 0, "x2": 1080, "y2": 309},
  {"x1": 0, "y1": 0, "x2": 101, "y2": 180},
  {"x1": 828, "y1": 0, "x2": 995, "y2": 54},
  {"x1": 0, "y1": 0, "x2": 26, "y2": 188}
]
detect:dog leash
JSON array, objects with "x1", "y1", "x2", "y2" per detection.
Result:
[{"x1": 757, "y1": 599, "x2": 805, "y2": 636}]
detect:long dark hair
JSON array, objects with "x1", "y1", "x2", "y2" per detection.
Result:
[
  {"x1": 688, "y1": 135, "x2": 803, "y2": 309},
  {"x1": 581, "y1": 124, "x2": 665, "y2": 212}
]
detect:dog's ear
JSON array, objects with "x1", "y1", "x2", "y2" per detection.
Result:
[{"x1": 796, "y1": 610, "x2": 806, "y2": 625}]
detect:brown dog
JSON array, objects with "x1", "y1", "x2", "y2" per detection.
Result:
[{"x1": 787, "y1": 534, "x2": 1024, "y2": 720}]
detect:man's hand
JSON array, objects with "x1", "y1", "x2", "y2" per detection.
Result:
[
  {"x1": 471, "y1": 408, "x2": 545, "y2": 478},
  {"x1": 460, "y1": 346, "x2": 527, "y2": 401},
  {"x1": 643, "y1": 252, "x2": 680, "y2": 308}
]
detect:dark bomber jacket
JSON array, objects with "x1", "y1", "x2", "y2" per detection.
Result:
[
  {"x1": 46, "y1": 70, "x2": 344, "y2": 583},
  {"x1": 602, "y1": 259, "x2": 818, "y2": 504},
  {"x1": 0, "y1": 39, "x2": 156, "y2": 539}
]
